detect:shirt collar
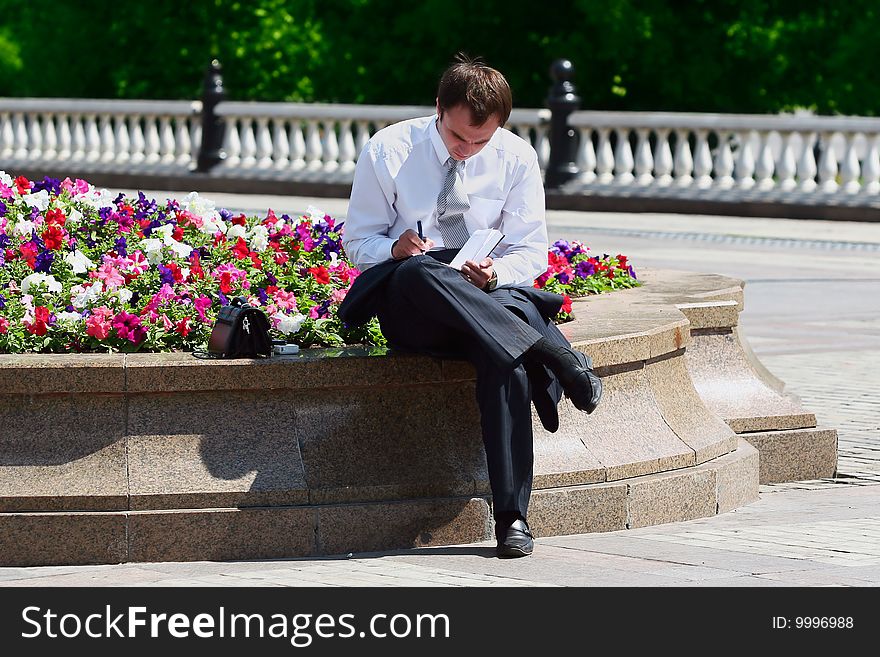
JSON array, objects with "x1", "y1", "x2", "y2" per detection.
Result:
[{"x1": 429, "y1": 115, "x2": 452, "y2": 166}]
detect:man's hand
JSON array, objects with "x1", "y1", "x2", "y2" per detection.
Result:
[
  {"x1": 460, "y1": 257, "x2": 494, "y2": 290},
  {"x1": 392, "y1": 229, "x2": 435, "y2": 259}
]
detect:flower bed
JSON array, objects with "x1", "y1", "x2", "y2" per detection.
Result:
[{"x1": 0, "y1": 172, "x2": 640, "y2": 354}]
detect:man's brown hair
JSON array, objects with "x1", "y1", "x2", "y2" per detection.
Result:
[{"x1": 437, "y1": 53, "x2": 512, "y2": 127}]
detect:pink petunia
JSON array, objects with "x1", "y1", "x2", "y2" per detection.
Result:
[
  {"x1": 273, "y1": 289, "x2": 297, "y2": 311},
  {"x1": 86, "y1": 307, "x2": 114, "y2": 340},
  {"x1": 193, "y1": 296, "x2": 212, "y2": 323},
  {"x1": 96, "y1": 263, "x2": 125, "y2": 289},
  {"x1": 0, "y1": 317, "x2": 9, "y2": 334}
]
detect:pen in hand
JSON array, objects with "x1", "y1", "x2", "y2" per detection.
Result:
[{"x1": 417, "y1": 220, "x2": 426, "y2": 253}]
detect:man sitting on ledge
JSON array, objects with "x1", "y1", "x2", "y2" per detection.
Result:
[{"x1": 339, "y1": 53, "x2": 602, "y2": 558}]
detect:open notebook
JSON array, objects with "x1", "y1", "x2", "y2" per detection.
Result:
[{"x1": 447, "y1": 229, "x2": 505, "y2": 269}]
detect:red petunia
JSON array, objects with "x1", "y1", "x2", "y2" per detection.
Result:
[
  {"x1": 45, "y1": 208, "x2": 66, "y2": 226},
  {"x1": 309, "y1": 266, "x2": 331, "y2": 285},
  {"x1": 172, "y1": 225, "x2": 185, "y2": 241},
  {"x1": 175, "y1": 317, "x2": 192, "y2": 337},
  {"x1": 561, "y1": 294, "x2": 572, "y2": 314},
  {"x1": 219, "y1": 271, "x2": 234, "y2": 294},
  {"x1": 14, "y1": 176, "x2": 32, "y2": 195},
  {"x1": 249, "y1": 253, "x2": 263, "y2": 270},
  {"x1": 231, "y1": 214, "x2": 247, "y2": 227},
  {"x1": 41, "y1": 225, "x2": 65, "y2": 250},
  {"x1": 232, "y1": 237, "x2": 250, "y2": 260},
  {"x1": 25, "y1": 306, "x2": 50, "y2": 336}
]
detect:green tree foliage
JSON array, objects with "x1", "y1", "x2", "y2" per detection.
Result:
[{"x1": 0, "y1": 0, "x2": 877, "y2": 115}]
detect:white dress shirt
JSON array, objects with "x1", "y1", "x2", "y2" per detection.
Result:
[{"x1": 342, "y1": 115, "x2": 548, "y2": 288}]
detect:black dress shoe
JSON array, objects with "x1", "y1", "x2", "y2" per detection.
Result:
[
  {"x1": 526, "y1": 339, "x2": 603, "y2": 415},
  {"x1": 496, "y1": 518, "x2": 534, "y2": 558},
  {"x1": 558, "y1": 350, "x2": 603, "y2": 414}
]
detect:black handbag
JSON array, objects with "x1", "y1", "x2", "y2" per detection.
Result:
[{"x1": 207, "y1": 296, "x2": 272, "y2": 358}]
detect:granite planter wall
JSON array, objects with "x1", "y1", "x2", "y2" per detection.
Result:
[{"x1": 0, "y1": 268, "x2": 835, "y2": 565}]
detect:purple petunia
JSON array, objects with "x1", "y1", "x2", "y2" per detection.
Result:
[
  {"x1": 35, "y1": 250, "x2": 54, "y2": 273},
  {"x1": 32, "y1": 177, "x2": 61, "y2": 196},
  {"x1": 575, "y1": 260, "x2": 596, "y2": 278}
]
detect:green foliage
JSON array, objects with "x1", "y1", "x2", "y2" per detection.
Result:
[{"x1": 0, "y1": 1, "x2": 878, "y2": 114}]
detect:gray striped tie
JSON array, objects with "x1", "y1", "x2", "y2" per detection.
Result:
[{"x1": 436, "y1": 156, "x2": 470, "y2": 248}]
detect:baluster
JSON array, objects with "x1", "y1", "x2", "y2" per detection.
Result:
[
  {"x1": 27, "y1": 113, "x2": 43, "y2": 160},
  {"x1": 190, "y1": 121, "x2": 202, "y2": 164},
  {"x1": 354, "y1": 120, "x2": 371, "y2": 157},
  {"x1": 174, "y1": 117, "x2": 191, "y2": 167},
  {"x1": 0, "y1": 113, "x2": 13, "y2": 159},
  {"x1": 575, "y1": 127, "x2": 596, "y2": 183},
  {"x1": 653, "y1": 129, "x2": 673, "y2": 186},
  {"x1": 305, "y1": 119, "x2": 323, "y2": 170},
  {"x1": 84, "y1": 113, "x2": 101, "y2": 162},
  {"x1": 713, "y1": 132, "x2": 735, "y2": 189},
  {"x1": 56, "y1": 114, "x2": 72, "y2": 161},
  {"x1": 817, "y1": 131, "x2": 839, "y2": 192},
  {"x1": 860, "y1": 134, "x2": 880, "y2": 194},
  {"x1": 41, "y1": 114, "x2": 57, "y2": 161},
  {"x1": 253, "y1": 117, "x2": 273, "y2": 168},
  {"x1": 322, "y1": 119, "x2": 340, "y2": 173},
  {"x1": 777, "y1": 131, "x2": 797, "y2": 191},
  {"x1": 633, "y1": 128, "x2": 654, "y2": 185},
  {"x1": 534, "y1": 125, "x2": 550, "y2": 171},
  {"x1": 222, "y1": 118, "x2": 241, "y2": 169},
  {"x1": 159, "y1": 116, "x2": 176, "y2": 165},
  {"x1": 115, "y1": 115, "x2": 130, "y2": 163},
  {"x1": 673, "y1": 130, "x2": 693, "y2": 186},
  {"x1": 338, "y1": 119, "x2": 356, "y2": 173},
  {"x1": 128, "y1": 116, "x2": 145, "y2": 165},
  {"x1": 289, "y1": 119, "x2": 306, "y2": 170},
  {"x1": 613, "y1": 129, "x2": 634, "y2": 185},
  {"x1": 754, "y1": 130, "x2": 776, "y2": 190},
  {"x1": 734, "y1": 131, "x2": 756, "y2": 189},
  {"x1": 840, "y1": 132, "x2": 861, "y2": 193},
  {"x1": 13, "y1": 113, "x2": 28, "y2": 160},
  {"x1": 693, "y1": 129, "x2": 713, "y2": 188},
  {"x1": 239, "y1": 118, "x2": 257, "y2": 168},
  {"x1": 595, "y1": 128, "x2": 614, "y2": 184},
  {"x1": 797, "y1": 132, "x2": 818, "y2": 192},
  {"x1": 71, "y1": 114, "x2": 87, "y2": 162},
  {"x1": 99, "y1": 114, "x2": 115, "y2": 163},
  {"x1": 272, "y1": 118, "x2": 290, "y2": 170},
  {"x1": 143, "y1": 115, "x2": 161, "y2": 164}
]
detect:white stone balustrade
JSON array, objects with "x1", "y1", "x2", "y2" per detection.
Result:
[
  {"x1": 0, "y1": 98, "x2": 201, "y2": 174},
  {"x1": 214, "y1": 102, "x2": 550, "y2": 180},
  {"x1": 2, "y1": 96, "x2": 879, "y2": 209},
  {"x1": 567, "y1": 111, "x2": 880, "y2": 202}
]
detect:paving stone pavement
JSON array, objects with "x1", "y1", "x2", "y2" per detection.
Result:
[{"x1": 2, "y1": 195, "x2": 879, "y2": 589}]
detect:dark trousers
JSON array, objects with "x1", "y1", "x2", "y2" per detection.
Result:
[{"x1": 376, "y1": 254, "x2": 568, "y2": 520}]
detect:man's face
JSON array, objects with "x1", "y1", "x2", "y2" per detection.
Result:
[{"x1": 435, "y1": 102, "x2": 499, "y2": 161}]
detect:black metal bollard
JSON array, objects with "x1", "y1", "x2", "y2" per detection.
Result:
[
  {"x1": 544, "y1": 59, "x2": 580, "y2": 188},
  {"x1": 195, "y1": 59, "x2": 226, "y2": 173}
]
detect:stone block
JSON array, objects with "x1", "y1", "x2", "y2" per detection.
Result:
[
  {"x1": 742, "y1": 427, "x2": 838, "y2": 483},
  {"x1": 0, "y1": 512, "x2": 127, "y2": 566},
  {"x1": 0, "y1": 395, "x2": 127, "y2": 512},
  {"x1": 128, "y1": 507, "x2": 317, "y2": 562},
  {"x1": 126, "y1": 390, "x2": 308, "y2": 510},
  {"x1": 0, "y1": 353, "x2": 125, "y2": 394},
  {"x1": 317, "y1": 497, "x2": 491, "y2": 556},
  {"x1": 627, "y1": 468, "x2": 717, "y2": 529},
  {"x1": 714, "y1": 439, "x2": 760, "y2": 514},
  {"x1": 528, "y1": 482, "x2": 628, "y2": 537}
]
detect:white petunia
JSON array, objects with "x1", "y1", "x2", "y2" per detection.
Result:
[
  {"x1": 71, "y1": 282, "x2": 104, "y2": 309},
  {"x1": 166, "y1": 238, "x2": 192, "y2": 259},
  {"x1": 56, "y1": 311, "x2": 83, "y2": 323},
  {"x1": 67, "y1": 207, "x2": 83, "y2": 224},
  {"x1": 141, "y1": 238, "x2": 165, "y2": 264},
  {"x1": 64, "y1": 249, "x2": 95, "y2": 274},
  {"x1": 21, "y1": 273, "x2": 62, "y2": 295},
  {"x1": 226, "y1": 224, "x2": 246, "y2": 240},
  {"x1": 274, "y1": 312, "x2": 306, "y2": 335},
  {"x1": 249, "y1": 224, "x2": 269, "y2": 252},
  {"x1": 78, "y1": 187, "x2": 114, "y2": 210},
  {"x1": 115, "y1": 288, "x2": 133, "y2": 304},
  {"x1": 23, "y1": 190, "x2": 50, "y2": 211},
  {"x1": 0, "y1": 170, "x2": 13, "y2": 186},
  {"x1": 305, "y1": 204, "x2": 325, "y2": 219},
  {"x1": 13, "y1": 219, "x2": 36, "y2": 238}
]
